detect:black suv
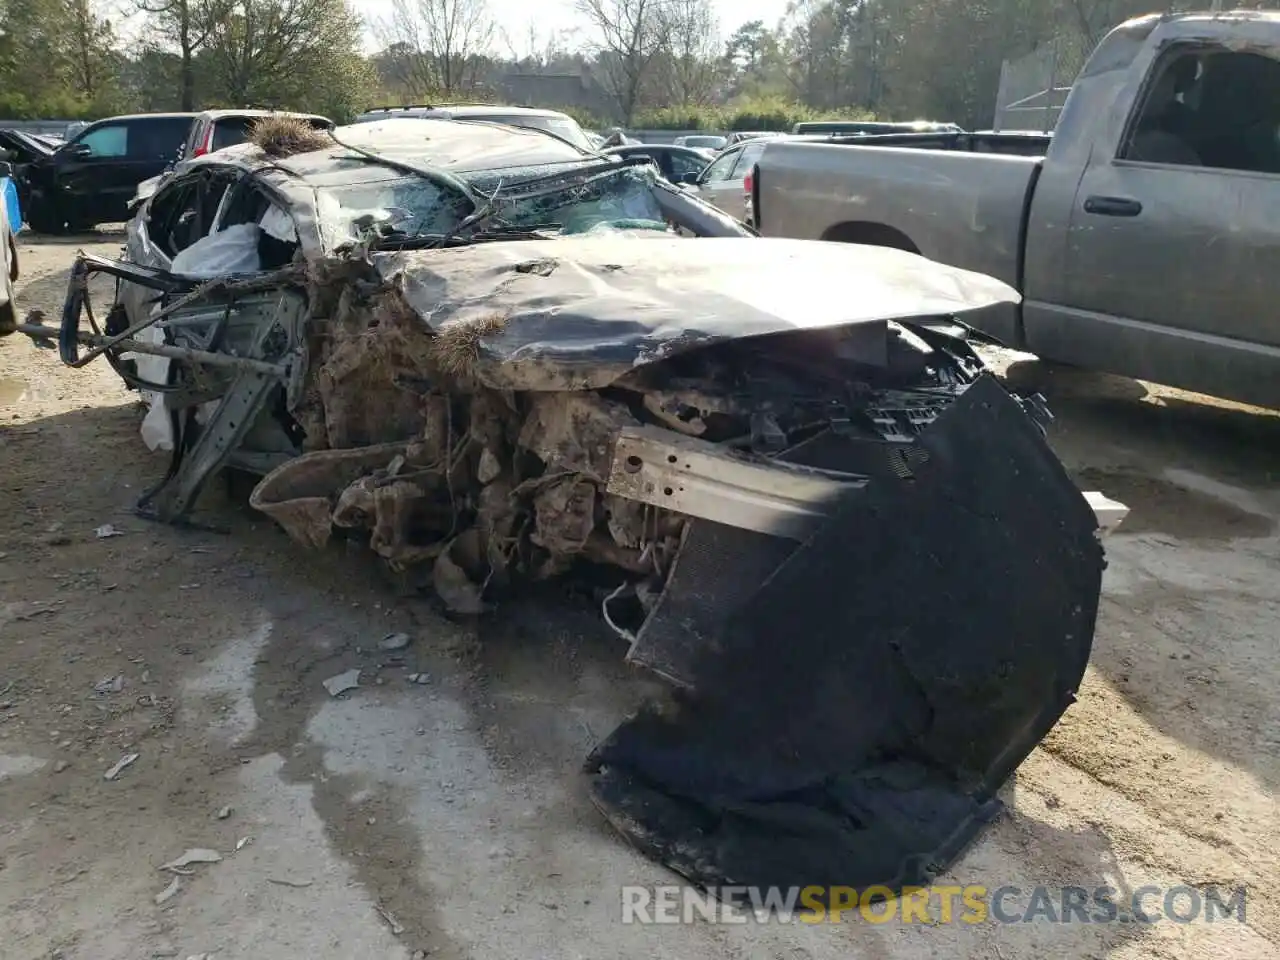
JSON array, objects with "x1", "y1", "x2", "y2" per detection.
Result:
[{"x1": 22, "y1": 112, "x2": 195, "y2": 234}]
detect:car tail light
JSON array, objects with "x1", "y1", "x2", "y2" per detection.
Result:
[
  {"x1": 742, "y1": 169, "x2": 753, "y2": 194},
  {"x1": 192, "y1": 124, "x2": 215, "y2": 157}
]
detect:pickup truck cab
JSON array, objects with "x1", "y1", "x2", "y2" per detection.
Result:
[
  {"x1": 755, "y1": 12, "x2": 1280, "y2": 410},
  {"x1": 22, "y1": 113, "x2": 195, "y2": 234}
]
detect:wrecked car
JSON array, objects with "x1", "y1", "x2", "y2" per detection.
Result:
[{"x1": 19, "y1": 116, "x2": 1129, "y2": 897}]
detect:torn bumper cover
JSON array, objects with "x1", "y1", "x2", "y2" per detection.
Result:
[
  {"x1": 588, "y1": 375, "x2": 1105, "y2": 892},
  {"x1": 27, "y1": 233, "x2": 1127, "y2": 895}
]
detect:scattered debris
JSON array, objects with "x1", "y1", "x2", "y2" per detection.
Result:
[
  {"x1": 94, "y1": 674, "x2": 126, "y2": 695},
  {"x1": 215, "y1": 806, "x2": 232, "y2": 820},
  {"x1": 323, "y1": 669, "x2": 361, "y2": 697},
  {"x1": 235, "y1": 837, "x2": 251, "y2": 851},
  {"x1": 407, "y1": 673, "x2": 431, "y2": 685},
  {"x1": 377, "y1": 632, "x2": 412, "y2": 652},
  {"x1": 94, "y1": 524, "x2": 124, "y2": 539},
  {"x1": 103, "y1": 752, "x2": 139, "y2": 781},
  {"x1": 267, "y1": 877, "x2": 313, "y2": 888},
  {"x1": 154, "y1": 877, "x2": 181, "y2": 905},
  {"x1": 13, "y1": 604, "x2": 57, "y2": 621},
  {"x1": 53, "y1": 760, "x2": 68, "y2": 774},
  {"x1": 375, "y1": 905, "x2": 405, "y2": 935},
  {"x1": 160, "y1": 848, "x2": 222, "y2": 872}
]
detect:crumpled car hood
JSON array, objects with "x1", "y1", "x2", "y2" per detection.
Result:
[{"x1": 373, "y1": 234, "x2": 1019, "y2": 391}]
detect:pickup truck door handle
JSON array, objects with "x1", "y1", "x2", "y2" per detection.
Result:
[{"x1": 1083, "y1": 195, "x2": 1143, "y2": 217}]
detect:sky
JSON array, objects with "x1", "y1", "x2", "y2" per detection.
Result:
[{"x1": 359, "y1": 0, "x2": 792, "y2": 56}]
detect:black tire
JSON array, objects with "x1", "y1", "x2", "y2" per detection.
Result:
[{"x1": 26, "y1": 202, "x2": 67, "y2": 235}]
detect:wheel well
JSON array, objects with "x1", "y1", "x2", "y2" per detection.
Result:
[{"x1": 820, "y1": 221, "x2": 920, "y2": 253}]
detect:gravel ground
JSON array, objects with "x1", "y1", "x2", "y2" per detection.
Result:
[{"x1": 1, "y1": 232, "x2": 1277, "y2": 960}]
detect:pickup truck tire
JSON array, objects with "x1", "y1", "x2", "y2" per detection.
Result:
[{"x1": 820, "y1": 221, "x2": 920, "y2": 254}]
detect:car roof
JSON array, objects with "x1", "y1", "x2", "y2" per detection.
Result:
[
  {"x1": 188, "y1": 117, "x2": 588, "y2": 189},
  {"x1": 92, "y1": 113, "x2": 199, "y2": 123},
  {"x1": 197, "y1": 109, "x2": 329, "y2": 121},
  {"x1": 359, "y1": 104, "x2": 572, "y2": 120}
]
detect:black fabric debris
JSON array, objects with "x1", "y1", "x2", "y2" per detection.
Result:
[{"x1": 586, "y1": 375, "x2": 1104, "y2": 894}]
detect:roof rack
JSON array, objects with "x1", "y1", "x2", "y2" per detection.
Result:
[
  {"x1": 361, "y1": 102, "x2": 531, "y2": 112},
  {"x1": 362, "y1": 104, "x2": 438, "y2": 112}
]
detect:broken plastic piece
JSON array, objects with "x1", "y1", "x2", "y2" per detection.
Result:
[
  {"x1": 160, "y1": 848, "x2": 222, "y2": 871},
  {"x1": 103, "y1": 752, "x2": 139, "y2": 781},
  {"x1": 154, "y1": 877, "x2": 181, "y2": 905},
  {"x1": 323, "y1": 669, "x2": 361, "y2": 697}
]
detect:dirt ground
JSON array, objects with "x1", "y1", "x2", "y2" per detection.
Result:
[{"x1": 1, "y1": 232, "x2": 1278, "y2": 960}]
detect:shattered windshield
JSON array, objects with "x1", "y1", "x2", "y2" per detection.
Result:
[
  {"x1": 317, "y1": 161, "x2": 667, "y2": 245},
  {"x1": 472, "y1": 163, "x2": 666, "y2": 233}
]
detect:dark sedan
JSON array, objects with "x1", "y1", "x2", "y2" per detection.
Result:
[{"x1": 603, "y1": 144, "x2": 714, "y2": 184}]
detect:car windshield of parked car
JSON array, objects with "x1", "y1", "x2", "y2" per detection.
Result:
[
  {"x1": 682, "y1": 136, "x2": 726, "y2": 150},
  {"x1": 316, "y1": 161, "x2": 665, "y2": 245}
]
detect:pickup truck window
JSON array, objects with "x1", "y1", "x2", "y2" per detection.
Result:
[
  {"x1": 78, "y1": 124, "x2": 128, "y2": 159},
  {"x1": 1121, "y1": 45, "x2": 1280, "y2": 175}
]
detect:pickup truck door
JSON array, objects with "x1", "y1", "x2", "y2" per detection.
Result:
[
  {"x1": 1054, "y1": 39, "x2": 1280, "y2": 391},
  {"x1": 55, "y1": 121, "x2": 136, "y2": 225}
]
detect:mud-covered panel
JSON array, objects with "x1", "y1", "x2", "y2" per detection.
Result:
[{"x1": 587, "y1": 375, "x2": 1104, "y2": 892}]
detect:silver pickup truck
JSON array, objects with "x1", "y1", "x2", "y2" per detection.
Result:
[{"x1": 754, "y1": 11, "x2": 1280, "y2": 410}]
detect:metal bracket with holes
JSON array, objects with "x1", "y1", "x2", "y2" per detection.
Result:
[{"x1": 605, "y1": 424, "x2": 1130, "y2": 537}]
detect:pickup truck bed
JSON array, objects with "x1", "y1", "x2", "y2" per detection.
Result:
[
  {"x1": 753, "y1": 11, "x2": 1280, "y2": 411},
  {"x1": 754, "y1": 140, "x2": 1043, "y2": 291}
]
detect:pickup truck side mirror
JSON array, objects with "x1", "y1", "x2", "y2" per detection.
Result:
[
  {"x1": 67, "y1": 143, "x2": 92, "y2": 159},
  {"x1": 0, "y1": 161, "x2": 12, "y2": 179}
]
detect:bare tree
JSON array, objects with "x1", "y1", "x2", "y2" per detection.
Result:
[
  {"x1": 576, "y1": 0, "x2": 672, "y2": 124},
  {"x1": 374, "y1": 0, "x2": 496, "y2": 97},
  {"x1": 655, "y1": 0, "x2": 720, "y2": 106},
  {"x1": 133, "y1": 0, "x2": 220, "y2": 110}
]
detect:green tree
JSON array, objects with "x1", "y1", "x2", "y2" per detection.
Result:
[{"x1": 203, "y1": 0, "x2": 370, "y2": 112}]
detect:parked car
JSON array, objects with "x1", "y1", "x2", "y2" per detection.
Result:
[
  {"x1": 726, "y1": 131, "x2": 783, "y2": 145},
  {"x1": 672, "y1": 134, "x2": 727, "y2": 151},
  {"x1": 181, "y1": 109, "x2": 333, "y2": 160},
  {"x1": 20, "y1": 112, "x2": 196, "y2": 234},
  {"x1": 603, "y1": 143, "x2": 714, "y2": 183},
  {"x1": 352, "y1": 103, "x2": 596, "y2": 152},
  {"x1": 678, "y1": 136, "x2": 774, "y2": 221},
  {"x1": 756, "y1": 11, "x2": 1280, "y2": 410}
]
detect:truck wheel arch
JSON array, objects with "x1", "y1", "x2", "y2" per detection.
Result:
[{"x1": 820, "y1": 221, "x2": 920, "y2": 254}]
